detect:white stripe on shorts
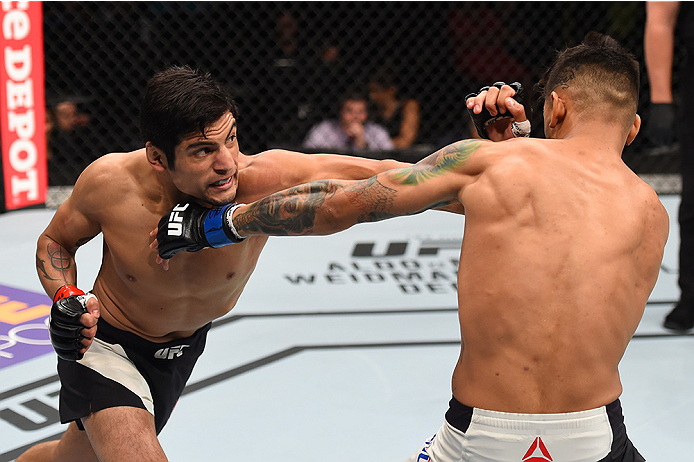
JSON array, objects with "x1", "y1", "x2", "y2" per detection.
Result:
[{"x1": 77, "y1": 337, "x2": 155, "y2": 415}]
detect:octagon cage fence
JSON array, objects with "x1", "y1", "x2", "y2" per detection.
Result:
[{"x1": 9, "y1": 2, "x2": 685, "y2": 207}]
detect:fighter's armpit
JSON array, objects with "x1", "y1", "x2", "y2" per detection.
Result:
[{"x1": 73, "y1": 235, "x2": 97, "y2": 252}]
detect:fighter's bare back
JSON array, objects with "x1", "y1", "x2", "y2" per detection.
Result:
[{"x1": 450, "y1": 137, "x2": 668, "y2": 414}]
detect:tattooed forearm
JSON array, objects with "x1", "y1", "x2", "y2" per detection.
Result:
[
  {"x1": 233, "y1": 142, "x2": 476, "y2": 237},
  {"x1": 46, "y1": 242, "x2": 72, "y2": 283},
  {"x1": 36, "y1": 254, "x2": 58, "y2": 281},
  {"x1": 235, "y1": 180, "x2": 339, "y2": 235},
  {"x1": 235, "y1": 176, "x2": 403, "y2": 236},
  {"x1": 389, "y1": 140, "x2": 480, "y2": 185}
]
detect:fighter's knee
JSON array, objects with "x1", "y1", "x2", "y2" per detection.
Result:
[{"x1": 15, "y1": 440, "x2": 59, "y2": 462}]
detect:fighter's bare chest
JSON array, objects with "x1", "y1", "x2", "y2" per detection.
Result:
[{"x1": 96, "y1": 203, "x2": 268, "y2": 292}]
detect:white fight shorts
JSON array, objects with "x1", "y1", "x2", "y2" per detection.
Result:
[{"x1": 406, "y1": 396, "x2": 645, "y2": 462}]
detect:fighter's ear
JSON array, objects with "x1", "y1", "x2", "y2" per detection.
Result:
[
  {"x1": 626, "y1": 114, "x2": 641, "y2": 146},
  {"x1": 548, "y1": 91, "x2": 566, "y2": 129},
  {"x1": 146, "y1": 142, "x2": 168, "y2": 171}
]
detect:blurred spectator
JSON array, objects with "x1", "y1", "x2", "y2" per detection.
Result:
[
  {"x1": 46, "y1": 98, "x2": 95, "y2": 186},
  {"x1": 261, "y1": 10, "x2": 314, "y2": 149},
  {"x1": 447, "y1": 6, "x2": 532, "y2": 90},
  {"x1": 368, "y1": 67, "x2": 421, "y2": 149},
  {"x1": 303, "y1": 92, "x2": 394, "y2": 151},
  {"x1": 307, "y1": 41, "x2": 351, "y2": 122},
  {"x1": 645, "y1": 1, "x2": 694, "y2": 331}
]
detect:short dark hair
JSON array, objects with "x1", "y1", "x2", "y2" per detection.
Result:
[
  {"x1": 536, "y1": 32, "x2": 640, "y2": 124},
  {"x1": 340, "y1": 89, "x2": 368, "y2": 105},
  {"x1": 369, "y1": 67, "x2": 396, "y2": 90},
  {"x1": 140, "y1": 65, "x2": 238, "y2": 169}
]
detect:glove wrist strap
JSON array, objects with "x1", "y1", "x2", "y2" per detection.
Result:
[
  {"x1": 53, "y1": 284, "x2": 85, "y2": 303},
  {"x1": 203, "y1": 204, "x2": 246, "y2": 247}
]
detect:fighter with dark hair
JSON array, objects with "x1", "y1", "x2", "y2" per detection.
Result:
[
  {"x1": 23, "y1": 65, "x2": 423, "y2": 462},
  {"x1": 158, "y1": 34, "x2": 664, "y2": 461}
]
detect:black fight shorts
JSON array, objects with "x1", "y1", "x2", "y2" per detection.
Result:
[{"x1": 57, "y1": 317, "x2": 211, "y2": 434}]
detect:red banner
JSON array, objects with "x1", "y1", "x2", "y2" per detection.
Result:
[{"x1": 0, "y1": 1, "x2": 46, "y2": 210}]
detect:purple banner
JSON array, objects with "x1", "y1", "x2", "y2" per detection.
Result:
[{"x1": 0, "y1": 284, "x2": 53, "y2": 368}]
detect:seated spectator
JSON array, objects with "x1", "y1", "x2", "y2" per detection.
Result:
[
  {"x1": 46, "y1": 98, "x2": 95, "y2": 186},
  {"x1": 368, "y1": 67, "x2": 421, "y2": 149},
  {"x1": 303, "y1": 92, "x2": 394, "y2": 151}
]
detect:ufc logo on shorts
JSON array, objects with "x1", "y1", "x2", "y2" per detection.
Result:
[
  {"x1": 154, "y1": 345, "x2": 190, "y2": 360},
  {"x1": 167, "y1": 204, "x2": 189, "y2": 236}
]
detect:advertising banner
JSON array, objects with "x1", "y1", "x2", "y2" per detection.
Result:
[{"x1": 0, "y1": 2, "x2": 46, "y2": 211}]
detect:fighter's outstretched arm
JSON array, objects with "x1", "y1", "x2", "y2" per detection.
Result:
[
  {"x1": 152, "y1": 139, "x2": 484, "y2": 265},
  {"x1": 232, "y1": 139, "x2": 481, "y2": 237}
]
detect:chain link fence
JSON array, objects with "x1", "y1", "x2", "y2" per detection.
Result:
[{"x1": 41, "y1": 1, "x2": 682, "y2": 206}]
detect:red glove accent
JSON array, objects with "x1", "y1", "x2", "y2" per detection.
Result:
[{"x1": 53, "y1": 284, "x2": 85, "y2": 303}]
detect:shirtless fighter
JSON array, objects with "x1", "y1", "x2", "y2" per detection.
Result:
[
  {"x1": 156, "y1": 33, "x2": 666, "y2": 461},
  {"x1": 20, "y1": 65, "x2": 418, "y2": 462}
]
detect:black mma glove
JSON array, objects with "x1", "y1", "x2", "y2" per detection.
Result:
[
  {"x1": 647, "y1": 103, "x2": 676, "y2": 146},
  {"x1": 157, "y1": 202, "x2": 246, "y2": 260},
  {"x1": 466, "y1": 81, "x2": 527, "y2": 139},
  {"x1": 49, "y1": 285, "x2": 94, "y2": 361}
]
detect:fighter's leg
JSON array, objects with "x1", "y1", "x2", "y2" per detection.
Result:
[
  {"x1": 81, "y1": 406, "x2": 167, "y2": 462},
  {"x1": 15, "y1": 421, "x2": 98, "y2": 462}
]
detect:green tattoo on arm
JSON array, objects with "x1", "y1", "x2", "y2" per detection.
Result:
[
  {"x1": 389, "y1": 140, "x2": 480, "y2": 185},
  {"x1": 234, "y1": 140, "x2": 480, "y2": 236}
]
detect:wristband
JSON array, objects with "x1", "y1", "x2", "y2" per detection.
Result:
[
  {"x1": 203, "y1": 204, "x2": 246, "y2": 247},
  {"x1": 53, "y1": 284, "x2": 85, "y2": 303},
  {"x1": 511, "y1": 120, "x2": 531, "y2": 137},
  {"x1": 224, "y1": 203, "x2": 246, "y2": 242}
]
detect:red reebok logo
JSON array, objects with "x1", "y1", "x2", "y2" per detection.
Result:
[{"x1": 522, "y1": 437, "x2": 553, "y2": 461}]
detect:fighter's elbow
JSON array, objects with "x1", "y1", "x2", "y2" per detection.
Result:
[{"x1": 315, "y1": 201, "x2": 355, "y2": 235}]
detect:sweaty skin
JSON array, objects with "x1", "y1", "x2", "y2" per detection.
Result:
[
  {"x1": 231, "y1": 136, "x2": 669, "y2": 414},
  {"x1": 35, "y1": 113, "x2": 411, "y2": 343}
]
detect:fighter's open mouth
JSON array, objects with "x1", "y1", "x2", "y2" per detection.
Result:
[{"x1": 211, "y1": 178, "x2": 231, "y2": 187}]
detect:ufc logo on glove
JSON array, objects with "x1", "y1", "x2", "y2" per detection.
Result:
[{"x1": 167, "y1": 204, "x2": 190, "y2": 236}]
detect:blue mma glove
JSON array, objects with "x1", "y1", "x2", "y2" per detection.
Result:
[{"x1": 157, "y1": 202, "x2": 246, "y2": 259}]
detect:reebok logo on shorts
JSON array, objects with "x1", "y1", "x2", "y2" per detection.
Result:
[
  {"x1": 154, "y1": 345, "x2": 190, "y2": 359},
  {"x1": 522, "y1": 437, "x2": 553, "y2": 461}
]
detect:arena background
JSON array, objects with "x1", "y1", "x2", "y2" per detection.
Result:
[
  {"x1": 1, "y1": 3, "x2": 693, "y2": 461},
  {"x1": 19, "y1": 1, "x2": 682, "y2": 207}
]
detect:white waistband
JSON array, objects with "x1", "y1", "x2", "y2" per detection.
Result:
[
  {"x1": 470, "y1": 406, "x2": 609, "y2": 433},
  {"x1": 425, "y1": 406, "x2": 613, "y2": 462}
]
